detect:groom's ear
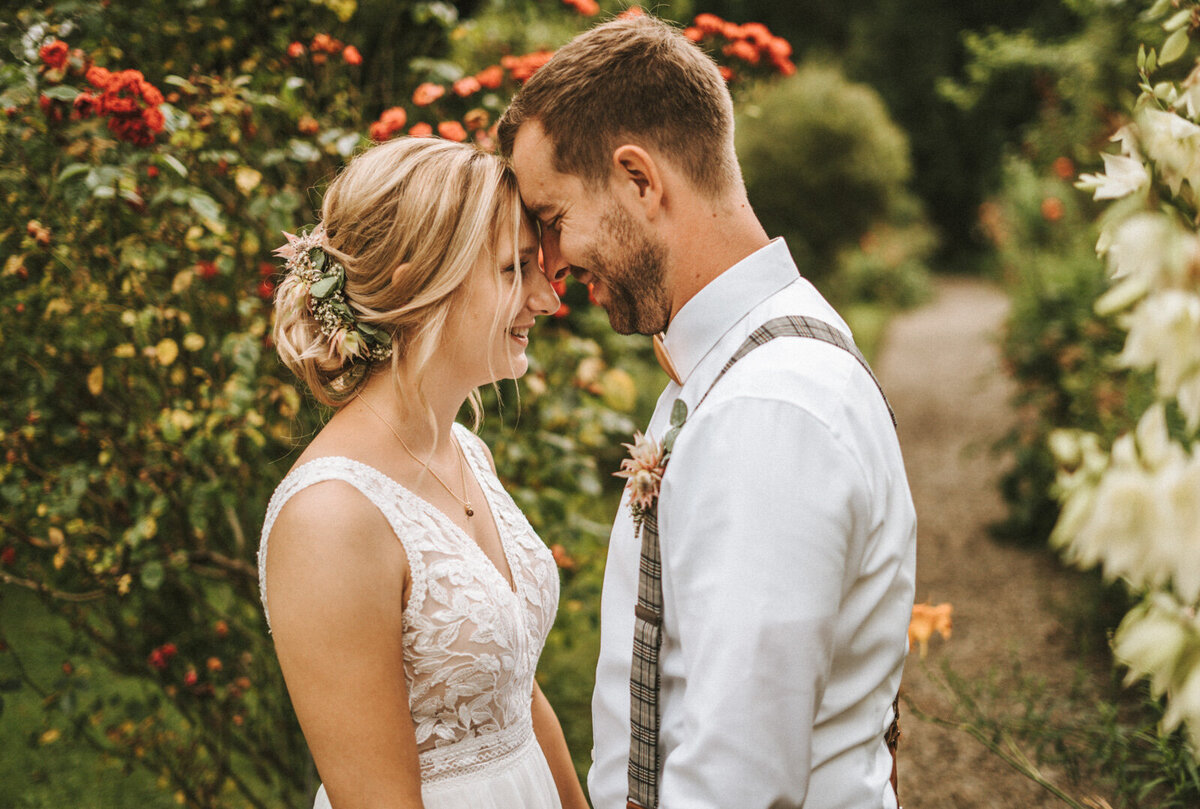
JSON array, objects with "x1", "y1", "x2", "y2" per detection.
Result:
[{"x1": 611, "y1": 144, "x2": 663, "y2": 220}]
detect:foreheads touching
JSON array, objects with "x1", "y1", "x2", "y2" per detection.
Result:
[{"x1": 498, "y1": 15, "x2": 739, "y2": 199}]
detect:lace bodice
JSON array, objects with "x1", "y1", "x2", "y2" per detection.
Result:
[{"x1": 257, "y1": 424, "x2": 560, "y2": 782}]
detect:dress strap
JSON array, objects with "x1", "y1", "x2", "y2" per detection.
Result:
[{"x1": 257, "y1": 456, "x2": 429, "y2": 633}]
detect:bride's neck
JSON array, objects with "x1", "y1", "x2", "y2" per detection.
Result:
[{"x1": 353, "y1": 365, "x2": 469, "y2": 456}]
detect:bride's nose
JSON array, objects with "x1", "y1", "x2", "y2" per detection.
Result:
[{"x1": 526, "y1": 269, "x2": 560, "y2": 316}]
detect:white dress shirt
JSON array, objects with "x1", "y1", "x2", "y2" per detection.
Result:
[{"x1": 588, "y1": 238, "x2": 917, "y2": 809}]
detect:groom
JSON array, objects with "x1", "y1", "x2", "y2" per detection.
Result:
[{"x1": 500, "y1": 15, "x2": 916, "y2": 809}]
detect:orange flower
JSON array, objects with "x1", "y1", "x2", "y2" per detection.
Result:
[
  {"x1": 412, "y1": 82, "x2": 445, "y2": 106},
  {"x1": 767, "y1": 36, "x2": 793, "y2": 60},
  {"x1": 773, "y1": 57, "x2": 796, "y2": 77},
  {"x1": 206, "y1": 656, "x2": 223, "y2": 672},
  {"x1": 1040, "y1": 196, "x2": 1065, "y2": 222},
  {"x1": 683, "y1": 27, "x2": 703, "y2": 42},
  {"x1": 39, "y1": 40, "x2": 69, "y2": 70},
  {"x1": 298, "y1": 115, "x2": 319, "y2": 135},
  {"x1": 1052, "y1": 156, "x2": 1075, "y2": 180},
  {"x1": 724, "y1": 40, "x2": 760, "y2": 65},
  {"x1": 907, "y1": 602, "x2": 953, "y2": 658},
  {"x1": 342, "y1": 45, "x2": 362, "y2": 66},
  {"x1": 287, "y1": 41, "x2": 305, "y2": 59},
  {"x1": 311, "y1": 33, "x2": 342, "y2": 54},
  {"x1": 740, "y1": 22, "x2": 773, "y2": 47},
  {"x1": 370, "y1": 106, "x2": 407, "y2": 141},
  {"x1": 618, "y1": 6, "x2": 644, "y2": 19},
  {"x1": 437, "y1": 121, "x2": 467, "y2": 142},
  {"x1": 409, "y1": 122, "x2": 433, "y2": 138},
  {"x1": 463, "y1": 108, "x2": 489, "y2": 130},
  {"x1": 694, "y1": 13, "x2": 725, "y2": 34},
  {"x1": 453, "y1": 76, "x2": 482, "y2": 97},
  {"x1": 476, "y1": 65, "x2": 504, "y2": 89}
]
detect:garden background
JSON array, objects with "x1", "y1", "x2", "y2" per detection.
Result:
[{"x1": 3, "y1": 0, "x2": 1200, "y2": 807}]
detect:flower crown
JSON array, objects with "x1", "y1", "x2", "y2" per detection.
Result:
[{"x1": 273, "y1": 224, "x2": 393, "y2": 364}]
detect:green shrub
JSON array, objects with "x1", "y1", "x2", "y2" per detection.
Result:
[{"x1": 735, "y1": 62, "x2": 917, "y2": 281}]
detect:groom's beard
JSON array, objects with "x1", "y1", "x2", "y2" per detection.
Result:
[{"x1": 584, "y1": 203, "x2": 670, "y2": 336}]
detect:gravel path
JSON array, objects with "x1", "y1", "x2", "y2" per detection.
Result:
[{"x1": 875, "y1": 277, "x2": 1106, "y2": 809}]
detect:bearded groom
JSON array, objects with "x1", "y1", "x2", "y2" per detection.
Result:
[{"x1": 501, "y1": 15, "x2": 917, "y2": 809}]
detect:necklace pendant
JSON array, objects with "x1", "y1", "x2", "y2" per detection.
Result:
[{"x1": 465, "y1": 504, "x2": 474, "y2": 517}]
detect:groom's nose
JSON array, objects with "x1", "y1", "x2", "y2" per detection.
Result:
[{"x1": 539, "y1": 227, "x2": 569, "y2": 283}]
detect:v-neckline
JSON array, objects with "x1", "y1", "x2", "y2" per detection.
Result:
[{"x1": 298, "y1": 435, "x2": 519, "y2": 596}]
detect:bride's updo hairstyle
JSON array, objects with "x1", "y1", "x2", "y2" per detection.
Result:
[{"x1": 272, "y1": 137, "x2": 524, "y2": 409}]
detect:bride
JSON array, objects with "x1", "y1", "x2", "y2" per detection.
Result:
[{"x1": 257, "y1": 136, "x2": 588, "y2": 809}]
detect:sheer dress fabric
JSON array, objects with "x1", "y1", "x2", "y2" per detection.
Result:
[{"x1": 258, "y1": 424, "x2": 562, "y2": 809}]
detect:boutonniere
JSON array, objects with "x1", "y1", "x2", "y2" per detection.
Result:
[{"x1": 615, "y1": 399, "x2": 688, "y2": 534}]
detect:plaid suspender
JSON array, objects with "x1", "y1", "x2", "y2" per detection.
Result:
[{"x1": 626, "y1": 316, "x2": 898, "y2": 809}]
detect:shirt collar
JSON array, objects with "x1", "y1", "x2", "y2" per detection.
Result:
[{"x1": 662, "y1": 237, "x2": 799, "y2": 385}]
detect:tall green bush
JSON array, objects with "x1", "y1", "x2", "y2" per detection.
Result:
[{"x1": 736, "y1": 62, "x2": 918, "y2": 281}]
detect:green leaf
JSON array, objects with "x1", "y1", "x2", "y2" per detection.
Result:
[
  {"x1": 0, "y1": 678, "x2": 21, "y2": 692},
  {"x1": 140, "y1": 561, "x2": 165, "y2": 591},
  {"x1": 42, "y1": 86, "x2": 79, "y2": 102},
  {"x1": 57, "y1": 163, "x2": 90, "y2": 183},
  {"x1": 186, "y1": 191, "x2": 222, "y2": 225},
  {"x1": 1160, "y1": 28, "x2": 1190, "y2": 65},
  {"x1": 308, "y1": 248, "x2": 326, "y2": 272},
  {"x1": 664, "y1": 425, "x2": 679, "y2": 454},
  {"x1": 309, "y1": 275, "x2": 338, "y2": 298},
  {"x1": 162, "y1": 154, "x2": 188, "y2": 178},
  {"x1": 1164, "y1": 9, "x2": 1192, "y2": 32},
  {"x1": 670, "y1": 399, "x2": 688, "y2": 427}
]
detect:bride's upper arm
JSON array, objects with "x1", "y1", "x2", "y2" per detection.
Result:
[{"x1": 265, "y1": 481, "x2": 424, "y2": 808}]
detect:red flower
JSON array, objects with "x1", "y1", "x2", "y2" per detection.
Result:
[
  {"x1": 287, "y1": 41, "x2": 306, "y2": 59},
  {"x1": 563, "y1": 0, "x2": 599, "y2": 15},
  {"x1": 196, "y1": 261, "x2": 219, "y2": 279},
  {"x1": 142, "y1": 106, "x2": 165, "y2": 133},
  {"x1": 618, "y1": 6, "x2": 644, "y2": 19},
  {"x1": 554, "y1": 302, "x2": 571, "y2": 318},
  {"x1": 161, "y1": 643, "x2": 178, "y2": 658},
  {"x1": 774, "y1": 58, "x2": 796, "y2": 77},
  {"x1": 257, "y1": 279, "x2": 276, "y2": 299},
  {"x1": 298, "y1": 115, "x2": 319, "y2": 135},
  {"x1": 453, "y1": 76, "x2": 482, "y2": 97},
  {"x1": 73, "y1": 92, "x2": 100, "y2": 118},
  {"x1": 184, "y1": 669, "x2": 198, "y2": 686},
  {"x1": 311, "y1": 34, "x2": 342, "y2": 54},
  {"x1": 147, "y1": 165, "x2": 159, "y2": 178},
  {"x1": 476, "y1": 65, "x2": 503, "y2": 89},
  {"x1": 206, "y1": 656, "x2": 223, "y2": 672},
  {"x1": 409, "y1": 122, "x2": 433, "y2": 138},
  {"x1": 413, "y1": 82, "x2": 445, "y2": 106},
  {"x1": 503, "y1": 51, "x2": 554, "y2": 83},
  {"x1": 148, "y1": 650, "x2": 167, "y2": 670},
  {"x1": 86, "y1": 66, "x2": 112, "y2": 89},
  {"x1": 437, "y1": 121, "x2": 467, "y2": 142},
  {"x1": 342, "y1": 45, "x2": 362, "y2": 66},
  {"x1": 215, "y1": 619, "x2": 230, "y2": 636},
  {"x1": 718, "y1": 66, "x2": 734, "y2": 82},
  {"x1": 683, "y1": 27, "x2": 703, "y2": 42},
  {"x1": 258, "y1": 261, "x2": 275, "y2": 278},
  {"x1": 0, "y1": 546, "x2": 15, "y2": 566},
  {"x1": 39, "y1": 40, "x2": 69, "y2": 70}
]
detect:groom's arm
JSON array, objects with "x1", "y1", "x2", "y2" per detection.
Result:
[{"x1": 656, "y1": 395, "x2": 869, "y2": 808}]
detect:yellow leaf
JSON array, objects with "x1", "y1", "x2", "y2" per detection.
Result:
[
  {"x1": 156, "y1": 338, "x2": 179, "y2": 366},
  {"x1": 234, "y1": 166, "x2": 262, "y2": 195},
  {"x1": 182, "y1": 333, "x2": 205, "y2": 352},
  {"x1": 87, "y1": 366, "x2": 104, "y2": 396},
  {"x1": 172, "y1": 270, "x2": 194, "y2": 295},
  {"x1": 48, "y1": 527, "x2": 65, "y2": 546},
  {"x1": 52, "y1": 546, "x2": 68, "y2": 570},
  {"x1": 39, "y1": 729, "x2": 61, "y2": 745}
]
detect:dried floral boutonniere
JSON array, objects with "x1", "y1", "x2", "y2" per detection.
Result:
[{"x1": 615, "y1": 399, "x2": 688, "y2": 534}]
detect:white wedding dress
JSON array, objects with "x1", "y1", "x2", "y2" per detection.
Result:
[{"x1": 258, "y1": 423, "x2": 563, "y2": 809}]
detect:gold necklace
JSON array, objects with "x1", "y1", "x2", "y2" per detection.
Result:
[{"x1": 356, "y1": 394, "x2": 475, "y2": 518}]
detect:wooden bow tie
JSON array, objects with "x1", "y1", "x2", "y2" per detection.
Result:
[{"x1": 652, "y1": 333, "x2": 682, "y2": 386}]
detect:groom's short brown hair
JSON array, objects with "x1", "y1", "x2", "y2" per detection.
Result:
[{"x1": 498, "y1": 15, "x2": 738, "y2": 197}]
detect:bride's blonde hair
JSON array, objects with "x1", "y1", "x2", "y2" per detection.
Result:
[{"x1": 273, "y1": 137, "x2": 524, "y2": 415}]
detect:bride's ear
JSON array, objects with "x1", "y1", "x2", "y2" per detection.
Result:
[{"x1": 391, "y1": 262, "x2": 412, "y2": 287}]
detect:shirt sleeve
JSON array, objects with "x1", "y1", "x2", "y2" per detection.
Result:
[{"x1": 656, "y1": 394, "x2": 871, "y2": 809}]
